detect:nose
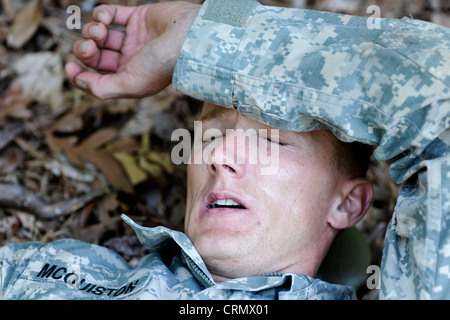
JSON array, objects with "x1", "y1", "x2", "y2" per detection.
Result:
[
  {"x1": 208, "y1": 162, "x2": 239, "y2": 176},
  {"x1": 206, "y1": 130, "x2": 251, "y2": 178}
]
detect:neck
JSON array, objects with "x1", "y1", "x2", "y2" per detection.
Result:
[{"x1": 206, "y1": 229, "x2": 338, "y2": 283}]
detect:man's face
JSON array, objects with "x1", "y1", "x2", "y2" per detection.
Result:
[{"x1": 184, "y1": 104, "x2": 350, "y2": 281}]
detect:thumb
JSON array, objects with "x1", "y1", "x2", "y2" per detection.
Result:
[
  {"x1": 74, "y1": 72, "x2": 127, "y2": 100},
  {"x1": 66, "y1": 62, "x2": 136, "y2": 100}
]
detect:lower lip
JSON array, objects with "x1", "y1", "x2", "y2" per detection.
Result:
[{"x1": 203, "y1": 207, "x2": 247, "y2": 216}]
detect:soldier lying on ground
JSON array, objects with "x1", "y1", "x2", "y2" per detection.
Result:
[{"x1": 1, "y1": 0, "x2": 449, "y2": 299}]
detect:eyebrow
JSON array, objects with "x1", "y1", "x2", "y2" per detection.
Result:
[{"x1": 198, "y1": 107, "x2": 235, "y2": 122}]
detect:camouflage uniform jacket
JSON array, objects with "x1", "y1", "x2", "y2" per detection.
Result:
[
  {"x1": 0, "y1": 215, "x2": 354, "y2": 299},
  {"x1": 172, "y1": 0, "x2": 450, "y2": 299}
]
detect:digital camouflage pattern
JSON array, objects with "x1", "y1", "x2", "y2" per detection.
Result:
[
  {"x1": 173, "y1": 0, "x2": 450, "y2": 299},
  {"x1": 0, "y1": 215, "x2": 355, "y2": 299}
]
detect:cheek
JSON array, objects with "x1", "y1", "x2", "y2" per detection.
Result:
[
  {"x1": 185, "y1": 166, "x2": 196, "y2": 208},
  {"x1": 272, "y1": 188, "x2": 329, "y2": 250},
  {"x1": 186, "y1": 163, "x2": 207, "y2": 196},
  {"x1": 274, "y1": 157, "x2": 331, "y2": 218},
  {"x1": 185, "y1": 164, "x2": 206, "y2": 227}
]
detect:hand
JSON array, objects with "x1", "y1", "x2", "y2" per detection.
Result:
[{"x1": 65, "y1": 2, "x2": 200, "y2": 100}]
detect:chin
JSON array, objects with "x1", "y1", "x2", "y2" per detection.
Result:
[{"x1": 192, "y1": 230, "x2": 250, "y2": 260}]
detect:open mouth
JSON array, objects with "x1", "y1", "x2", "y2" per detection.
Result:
[{"x1": 209, "y1": 199, "x2": 246, "y2": 209}]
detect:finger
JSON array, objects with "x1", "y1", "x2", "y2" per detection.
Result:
[
  {"x1": 82, "y1": 22, "x2": 108, "y2": 42},
  {"x1": 95, "y1": 49, "x2": 121, "y2": 72},
  {"x1": 65, "y1": 61, "x2": 86, "y2": 88},
  {"x1": 82, "y1": 22, "x2": 126, "y2": 51},
  {"x1": 93, "y1": 5, "x2": 137, "y2": 26},
  {"x1": 73, "y1": 39, "x2": 101, "y2": 69},
  {"x1": 73, "y1": 39, "x2": 122, "y2": 72},
  {"x1": 74, "y1": 72, "x2": 135, "y2": 100},
  {"x1": 66, "y1": 61, "x2": 138, "y2": 99},
  {"x1": 65, "y1": 62, "x2": 107, "y2": 96},
  {"x1": 98, "y1": 28, "x2": 126, "y2": 52}
]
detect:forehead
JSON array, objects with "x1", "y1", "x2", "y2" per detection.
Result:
[
  {"x1": 199, "y1": 103, "x2": 337, "y2": 146},
  {"x1": 199, "y1": 103, "x2": 236, "y2": 122},
  {"x1": 199, "y1": 104, "x2": 276, "y2": 134},
  {"x1": 199, "y1": 104, "x2": 340, "y2": 169}
]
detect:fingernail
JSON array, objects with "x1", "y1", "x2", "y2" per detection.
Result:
[
  {"x1": 80, "y1": 41, "x2": 89, "y2": 55},
  {"x1": 76, "y1": 79, "x2": 88, "y2": 90},
  {"x1": 89, "y1": 25, "x2": 99, "y2": 38},
  {"x1": 97, "y1": 12, "x2": 105, "y2": 23}
]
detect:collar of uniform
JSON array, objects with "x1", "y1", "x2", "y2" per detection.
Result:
[
  {"x1": 212, "y1": 273, "x2": 356, "y2": 299},
  {"x1": 121, "y1": 214, "x2": 215, "y2": 286}
]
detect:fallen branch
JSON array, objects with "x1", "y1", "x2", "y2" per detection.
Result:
[{"x1": 0, "y1": 183, "x2": 106, "y2": 219}]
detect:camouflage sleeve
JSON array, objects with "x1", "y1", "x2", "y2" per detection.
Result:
[{"x1": 173, "y1": 0, "x2": 450, "y2": 299}]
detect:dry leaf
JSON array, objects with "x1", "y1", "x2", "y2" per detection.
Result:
[
  {"x1": 82, "y1": 151, "x2": 134, "y2": 194},
  {"x1": 78, "y1": 128, "x2": 118, "y2": 150},
  {"x1": 0, "y1": 83, "x2": 33, "y2": 126},
  {"x1": 0, "y1": 146, "x2": 23, "y2": 175},
  {"x1": 135, "y1": 131, "x2": 171, "y2": 185},
  {"x1": 139, "y1": 156, "x2": 167, "y2": 186},
  {"x1": 106, "y1": 137, "x2": 140, "y2": 154},
  {"x1": 72, "y1": 216, "x2": 122, "y2": 244},
  {"x1": 46, "y1": 128, "x2": 117, "y2": 162},
  {"x1": 147, "y1": 151, "x2": 174, "y2": 174},
  {"x1": 120, "y1": 93, "x2": 175, "y2": 137},
  {"x1": 0, "y1": 122, "x2": 25, "y2": 151},
  {"x1": 14, "y1": 136, "x2": 47, "y2": 161},
  {"x1": 44, "y1": 129, "x2": 78, "y2": 162},
  {"x1": 45, "y1": 158, "x2": 95, "y2": 183},
  {"x1": 113, "y1": 151, "x2": 148, "y2": 186},
  {"x1": 0, "y1": 44, "x2": 9, "y2": 69},
  {"x1": 52, "y1": 112, "x2": 83, "y2": 134},
  {"x1": 10, "y1": 51, "x2": 64, "y2": 111},
  {"x1": 45, "y1": 128, "x2": 135, "y2": 193},
  {"x1": 6, "y1": 0, "x2": 43, "y2": 49}
]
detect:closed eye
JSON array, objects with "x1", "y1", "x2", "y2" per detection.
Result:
[
  {"x1": 202, "y1": 135, "x2": 223, "y2": 143},
  {"x1": 266, "y1": 137, "x2": 287, "y2": 146},
  {"x1": 202, "y1": 127, "x2": 224, "y2": 143}
]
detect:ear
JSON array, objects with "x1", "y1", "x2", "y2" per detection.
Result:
[{"x1": 328, "y1": 178, "x2": 373, "y2": 230}]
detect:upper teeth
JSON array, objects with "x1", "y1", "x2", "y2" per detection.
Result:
[{"x1": 211, "y1": 199, "x2": 241, "y2": 206}]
